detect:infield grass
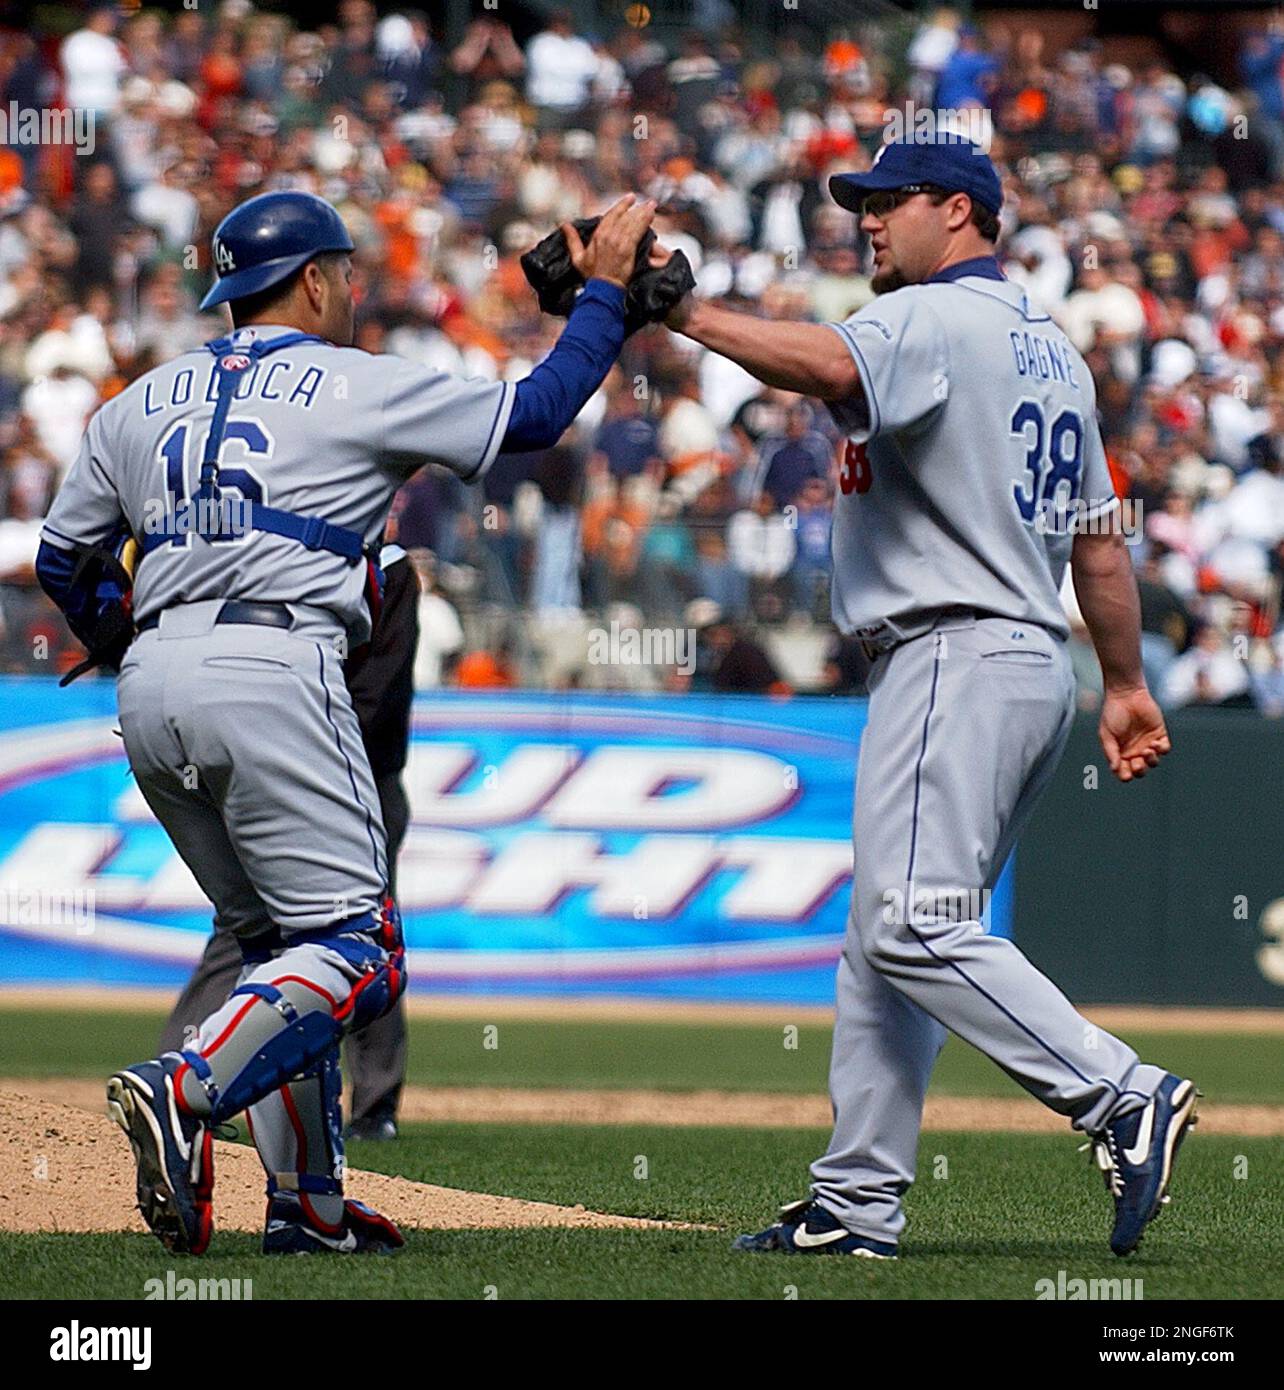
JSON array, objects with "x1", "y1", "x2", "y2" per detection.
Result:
[
  {"x1": 2, "y1": 1006, "x2": 1280, "y2": 1300},
  {"x1": 2, "y1": 1006, "x2": 1282, "y2": 1103},
  {"x1": 0, "y1": 1126, "x2": 1279, "y2": 1300}
]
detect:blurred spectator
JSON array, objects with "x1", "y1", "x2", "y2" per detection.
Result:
[
  {"x1": 131, "y1": 159, "x2": 200, "y2": 250},
  {"x1": 1137, "y1": 551, "x2": 1194, "y2": 700},
  {"x1": 658, "y1": 371, "x2": 720, "y2": 506},
  {"x1": 592, "y1": 386, "x2": 662, "y2": 482},
  {"x1": 1059, "y1": 264, "x2": 1146, "y2": 378},
  {"x1": 525, "y1": 10, "x2": 597, "y2": 118},
  {"x1": 129, "y1": 261, "x2": 208, "y2": 364},
  {"x1": 451, "y1": 18, "x2": 524, "y2": 99},
  {"x1": 790, "y1": 476, "x2": 834, "y2": 619},
  {"x1": 0, "y1": 6, "x2": 1281, "y2": 705},
  {"x1": 1240, "y1": 17, "x2": 1284, "y2": 123},
  {"x1": 696, "y1": 611, "x2": 789, "y2": 694},
  {"x1": 935, "y1": 25, "x2": 999, "y2": 110},
  {"x1": 408, "y1": 551, "x2": 464, "y2": 689},
  {"x1": 808, "y1": 233, "x2": 872, "y2": 322},
  {"x1": 68, "y1": 164, "x2": 128, "y2": 296},
  {"x1": 377, "y1": 10, "x2": 439, "y2": 108},
  {"x1": 669, "y1": 33, "x2": 722, "y2": 129},
  {"x1": 753, "y1": 401, "x2": 832, "y2": 508},
  {"x1": 61, "y1": 6, "x2": 126, "y2": 121},
  {"x1": 21, "y1": 365, "x2": 96, "y2": 478},
  {"x1": 728, "y1": 490, "x2": 795, "y2": 619},
  {"x1": 1250, "y1": 634, "x2": 1284, "y2": 716},
  {"x1": 529, "y1": 444, "x2": 583, "y2": 613},
  {"x1": 908, "y1": 8, "x2": 961, "y2": 107},
  {"x1": 693, "y1": 526, "x2": 746, "y2": 619},
  {"x1": 1162, "y1": 622, "x2": 1253, "y2": 708}
]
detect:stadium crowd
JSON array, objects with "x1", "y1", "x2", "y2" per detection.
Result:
[{"x1": 2, "y1": 1, "x2": 1284, "y2": 709}]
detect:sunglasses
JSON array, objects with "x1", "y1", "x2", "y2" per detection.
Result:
[{"x1": 859, "y1": 184, "x2": 946, "y2": 219}]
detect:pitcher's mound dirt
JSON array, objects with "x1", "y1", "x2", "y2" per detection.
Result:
[
  {"x1": 0, "y1": 1090, "x2": 674, "y2": 1236},
  {"x1": 12, "y1": 1075, "x2": 1282, "y2": 1137}
]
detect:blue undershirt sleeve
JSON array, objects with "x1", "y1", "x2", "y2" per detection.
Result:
[
  {"x1": 502, "y1": 278, "x2": 626, "y2": 452},
  {"x1": 35, "y1": 537, "x2": 79, "y2": 611}
]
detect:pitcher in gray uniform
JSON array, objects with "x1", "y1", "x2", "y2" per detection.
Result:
[
  {"x1": 38, "y1": 188, "x2": 658, "y2": 1254},
  {"x1": 660, "y1": 136, "x2": 1197, "y2": 1259}
]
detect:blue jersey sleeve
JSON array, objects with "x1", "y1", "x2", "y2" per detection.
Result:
[{"x1": 503, "y1": 278, "x2": 626, "y2": 451}]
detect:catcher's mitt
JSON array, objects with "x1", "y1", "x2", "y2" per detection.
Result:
[
  {"x1": 520, "y1": 215, "x2": 696, "y2": 335},
  {"x1": 58, "y1": 521, "x2": 139, "y2": 685}
]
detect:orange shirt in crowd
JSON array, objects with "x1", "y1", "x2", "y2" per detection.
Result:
[{"x1": 454, "y1": 651, "x2": 515, "y2": 688}]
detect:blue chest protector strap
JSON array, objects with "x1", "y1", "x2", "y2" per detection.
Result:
[{"x1": 138, "y1": 332, "x2": 376, "y2": 566}]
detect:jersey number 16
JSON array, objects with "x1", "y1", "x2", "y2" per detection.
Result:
[{"x1": 159, "y1": 418, "x2": 272, "y2": 546}]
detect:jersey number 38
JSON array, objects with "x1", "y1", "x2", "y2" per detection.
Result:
[
  {"x1": 1010, "y1": 400, "x2": 1083, "y2": 524},
  {"x1": 838, "y1": 439, "x2": 872, "y2": 495}
]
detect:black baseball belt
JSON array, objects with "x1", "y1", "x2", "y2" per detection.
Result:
[
  {"x1": 135, "y1": 600, "x2": 295, "y2": 634},
  {"x1": 853, "y1": 606, "x2": 997, "y2": 662}
]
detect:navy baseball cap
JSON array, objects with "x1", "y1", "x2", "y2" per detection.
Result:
[{"x1": 830, "y1": 134, "x2": 1003, "y2": 216}]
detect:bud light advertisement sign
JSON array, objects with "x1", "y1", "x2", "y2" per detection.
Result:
[{"x1": 0, "y1": 683, "x2": 1012, "y2": 1003}]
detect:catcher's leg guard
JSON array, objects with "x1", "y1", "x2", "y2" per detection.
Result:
[
  {"x1": 250, "y1": 1046, "x2": 403, "y2": 1254},
  {"x1": 247, "y1": 1045, "x2": 346, "y2": 1232},
  {"x1": 173, "y1": 901, "x2": 406, "y2": 1124}
]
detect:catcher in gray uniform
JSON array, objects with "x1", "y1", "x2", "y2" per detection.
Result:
[
  {"x1": 659, "y1": 135, "x2": 1197, "y2": 1259},
  {"x1": 37, "y1": 188, "x2": 670, "y2": 1254}
]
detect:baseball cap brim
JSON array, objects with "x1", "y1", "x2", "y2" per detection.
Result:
[
  {"x1": 199, "y1": 233, "x2": 355, "y2": 310},
  {"x1": 199, "y1": 250, "x2": 320, "y2": 310},
  {"x1": 828, "y1": 169, "x2": 918, "y2": 214},
  {"x1": 828, "y1": 136, "x2": 1003, "y2": 216}
]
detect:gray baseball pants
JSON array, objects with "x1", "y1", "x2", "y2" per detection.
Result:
[
  {"x1": 157, "y1": 772, "x2": 410, "y2": 1124},
  {"x1": 809, "y1": 613, "x2": 1166, "y2": 1245},
  {"x1": 117, "y1": 600, "x2": 398, "y2": 1227}
]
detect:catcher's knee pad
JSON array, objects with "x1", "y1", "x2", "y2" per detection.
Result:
[
  {"x1": 319, "y1": 897, "x2": 407, "y2": 1034},
  {"x1": 178, "y1": 899, "x2": 405, "y2": 1120},
  {"x1": 183, "y1": 985, "x2": 342, "y2": 1124}
]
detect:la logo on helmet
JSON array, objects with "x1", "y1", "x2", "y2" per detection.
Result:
[{"x1": 214, "y1": 239, "x2": 237, "y2": 273}]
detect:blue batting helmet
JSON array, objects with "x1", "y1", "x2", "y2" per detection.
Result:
[{"x1": 200, "y1": 191, "x2": 355, "y2": 311}]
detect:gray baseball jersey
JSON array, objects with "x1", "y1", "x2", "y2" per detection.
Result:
[
  {"x1": 825, "y1": 274, "x2": 1118, "y2": 639},
  {"x1": 48, "y1": 324, "x2": 514, "y2": 1235},
  {"x1": 795, "y1": 268, "x2": 1169, "y2": 1248},
  {"x1": 41, "y1": 322, "x2": 513, "y2": 644}
]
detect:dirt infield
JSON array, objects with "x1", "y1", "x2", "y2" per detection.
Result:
[
  {"x1": 12, "y1": 1075, "x2": 1283, "y2": 1137},
  {"x1": 0, "y1": 1090, "x2": 678, "y2": 1236},
  {"x1": 2, "y1": 988, "x2": 1282, "y2": 1033},
  {"x1": 393, "y1": 1087, "x2": 1284, "y2": 1136}
]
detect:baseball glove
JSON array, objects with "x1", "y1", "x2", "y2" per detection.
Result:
[
  {"x1": 58, "y1": 521, "x2": 139, "y2": 685},
  {"x1": 520, "y1": 216, "x2": 696, "y2": 335}
]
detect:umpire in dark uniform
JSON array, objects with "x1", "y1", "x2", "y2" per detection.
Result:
[{"x1": 158, "y1": 546, "x2": 419, "y2": 1140}]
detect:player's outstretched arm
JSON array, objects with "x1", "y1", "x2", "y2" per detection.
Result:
[
  {"x1": 667, "y1": 294, "x2": 861, "y2": 400},
  {"x1": 1071, "y1": 526, "x2": 1172, "y2": 783},
  {"x1": 658, "y1": 244, "x2": 860, "y2": 400},
  {"x1": 501, "y1": 195, "x2": 656, "y2": 453}
]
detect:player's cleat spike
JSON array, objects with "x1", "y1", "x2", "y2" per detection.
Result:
[
  {"x1": 106, "y1": 1056, "x2": 213, "y2": 1255},
  {"x1": 732, "y1": 1197, "x2": 897, "y2": 1258},
  {"x1": 262, "y1": 1191, "x2": 405, "y2": 1255},
  {"x1": 1086, "y1": 1073, "x2": 1198, "y2": 1257}
]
